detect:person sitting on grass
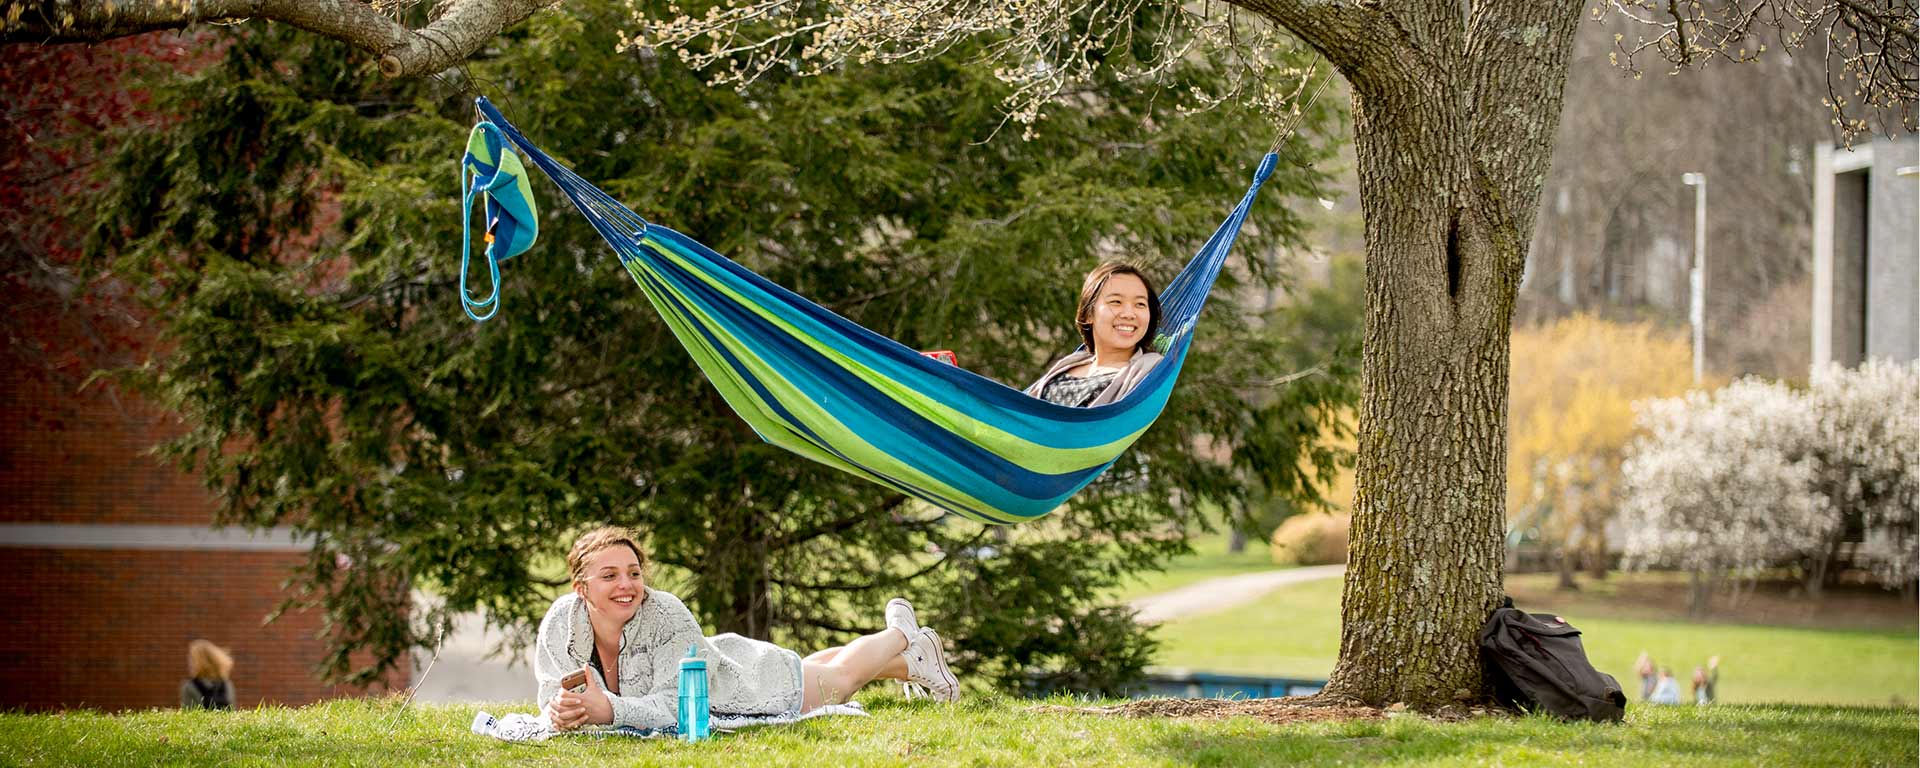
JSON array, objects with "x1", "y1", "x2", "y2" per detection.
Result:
[
  {"x1": 1633, "y1": 651, "x2": 1657, "y2": 701},
  {"x1": 535, "y1": 526, "x2": 959, "y2": 732},
  {"x1": 1648, "y1": 666, "x2": 1682, "y2": 705},
  {"x1": 1691, "y1": 656, "x2": 1721, "y2": 705},
  {"x1": 180, "y1": 639, "x2": 235, "y2": 711}
]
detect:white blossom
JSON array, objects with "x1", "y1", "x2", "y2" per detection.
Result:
[
  {"x1": 1808, "y1": 359, "x2": 1920, "y2": 584},
  {"x1": 626, "y1": 0, "x2": 1318, "y2": 138},
  {"x1": 1618, "y1": 361, "x2": 1920, "y2": 589}
]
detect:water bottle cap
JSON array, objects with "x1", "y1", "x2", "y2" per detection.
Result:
[{"x1": 680, "y1": 643, "x2": 705, "y2": 669}]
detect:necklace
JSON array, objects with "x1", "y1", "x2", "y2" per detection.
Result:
[{"x1": 1086, "y1": 351, "x2": 1127, "y2": 374}]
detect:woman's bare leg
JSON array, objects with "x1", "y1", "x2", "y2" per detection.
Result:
[
  {"x1": 801, "y1": 628, "x2": 910, "y2": 710},
  {"x1": 802, "y1": 644, "x2": 905, "y2": 681}
]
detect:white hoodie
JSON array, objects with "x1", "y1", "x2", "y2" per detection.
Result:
[{"x1": 533, "y1": 588, "x2": 803, "y2": 730}]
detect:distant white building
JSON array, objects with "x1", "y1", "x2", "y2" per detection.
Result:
[{"x1": 1810, "y1": 134, "x2": 1920, "y2": 369}]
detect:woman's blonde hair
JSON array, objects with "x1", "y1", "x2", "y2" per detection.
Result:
[
  {"x1": 566, "y1": 526, "x2": 649, "y2": 586},
  {"x1": 188, "y1": 639, "x2": 233, "y2": 680}
]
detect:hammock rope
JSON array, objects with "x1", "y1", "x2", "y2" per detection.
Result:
[{"x1": 463, "y1": 96, "x2": 1277, "y2": 524}]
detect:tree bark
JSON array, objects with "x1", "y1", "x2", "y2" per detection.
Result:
[
  {"x1": 1688, "y1": 568, "x2": 1715, "y2": 617},
  {"x1": 1, "y1": 0, "x2": 561, "y2": 78},
  {"x1": 1806, "y1": 540, "x2": 1839, "y2": 599},
  {"x1": 1584, "y1": 525, "x2": 1610, "y2": 581},
  {"x1": 1244, "y1": 0, "x2": 1583, "y2": 710},
  {"x1": 1556, "y1": 546, "x2": 1581, "y2": 591},
  {"x1": 711, "y1": 502, "x2": 776, "y2": 640}
]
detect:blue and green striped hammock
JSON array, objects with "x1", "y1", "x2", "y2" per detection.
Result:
[{"x1": 464, "y1": 97, "x2": 1276, "y2": 524}]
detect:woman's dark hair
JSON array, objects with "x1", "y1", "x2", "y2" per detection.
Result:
[{"x1": 1075, "y1": 261, "x2": 1162, "y2": 353}]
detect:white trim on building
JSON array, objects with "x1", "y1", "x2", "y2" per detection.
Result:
[{"x1": 0, "y1": 523, "x2": 308, "y2": 551}]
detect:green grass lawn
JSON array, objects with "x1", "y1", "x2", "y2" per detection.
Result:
[
  {"x1": 1501, "y1": 571, "x2": 1918, "y2": 632},
  {"x1": 1150, "y1": 575, "x2": 1345, "y2": 677},
  {"x1": 2, "y1": 695, "x2": 1911, "y2": 766},
  {"x1": 1113, "y1": 531, "x2": 1280, "y2": 602},
  {"x1": 1150, "y1": 576, "x2": 1920, "y2": 708}
]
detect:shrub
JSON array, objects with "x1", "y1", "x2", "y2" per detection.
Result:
[
  {"x1": 1507, "y1": 315, "x2": 1695, "y2": 579},
  {"x1": 1618, "y1": 359, "x2": 1920, "y2": 610},
  {"x1": 1270, "y1": 513, "x2": 1350, "y2": 566}
]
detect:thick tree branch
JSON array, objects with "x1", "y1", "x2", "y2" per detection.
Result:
[
  {"x1": 1, "y1": 0, "x2": 561, "y2": 78},
  {"x1": 1225, "y1": 0, "x2": 1485, "y2": 99},
  {"x1": 1464, "y1": 0, "x2": 1584, "y2": 272},
  {"x1": 1220, "y1": 0, "x2": 1394, "y2": 88},
  {"x1": 790, "y1": 614, "x2": 869, "y2": 635}
]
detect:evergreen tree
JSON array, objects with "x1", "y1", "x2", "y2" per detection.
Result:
[{"x1": 84, "y1": 1, "x2": 1349, "y2": 691}]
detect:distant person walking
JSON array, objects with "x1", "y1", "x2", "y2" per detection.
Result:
[{"x1": 180, "y1": 639, "x2": 235, "y2": 710}]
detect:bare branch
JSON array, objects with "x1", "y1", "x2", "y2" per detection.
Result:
[
  {"x1": 1, "y1": 0, "x2": 562, "y2": 78},
  {"x1": 1601, "y1": 0, "x2": 1918, "y2": 144}
]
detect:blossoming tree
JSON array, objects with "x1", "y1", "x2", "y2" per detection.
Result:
[{"x1": 1620, "y1": 360, "x2": 1919, "y2": 613}]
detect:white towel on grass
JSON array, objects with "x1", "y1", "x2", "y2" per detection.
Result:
[{"x1": 471, "y1": 701, "x2": 869, "y2": 743}]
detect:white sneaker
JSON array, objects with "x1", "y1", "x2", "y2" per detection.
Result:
[
  {"x1": 902, "y1": 627, "x2": 959, "y2": 702},
  {"x1": 885, "y1": 598, "x2": 920, "y2": 639}
]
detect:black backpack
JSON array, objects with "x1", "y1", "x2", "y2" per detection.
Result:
[
  {"x1": 190, "y1": 678, "x2": 232, "y2": 710},
  {"x1": 1478, "y1": 599, "x2": 1626, "y2": 722}
]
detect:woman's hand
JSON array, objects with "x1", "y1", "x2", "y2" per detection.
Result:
[{"x1": 547, "y1": 667, "x2": 615, "y2": 730}]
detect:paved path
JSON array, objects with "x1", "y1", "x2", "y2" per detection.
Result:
[
  {"x1": 1127, "y1": 564, "x2": 1346, "y2": 624},
  {"x1": 409, "y1": 610, "x2": 535, "y2": 704}
]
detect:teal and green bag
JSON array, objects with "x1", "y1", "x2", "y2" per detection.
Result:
[{"x1": 460, "y1": 122, "x2": 539, "y2": 320}]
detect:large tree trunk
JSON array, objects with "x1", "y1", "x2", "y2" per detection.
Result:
[
  {"x1": 1805, "y1": 538, "x2": 1841, "y2": 599},
  {"x1": 1556, "y1": 546, "x2": 1582, "y2": 591},
  {"x1": 709, "y1": 483, "x2": 777, "y2": 639},
  {"x1": 1688, "y1": 569, "x2": 1713, "y2": 617},
  {"x1": 712, "y1": 550, "x2": 775, "y2": 638},
  {"x1": 1297, "y1": 2, "x2": 1583, "y2": 710},
  {"x1": 1321, "y1": 112, "x2": 1517, "y2": 704},
  {"x1": 1585, "y1": 524, "x2": 1611, "y2": 581}
]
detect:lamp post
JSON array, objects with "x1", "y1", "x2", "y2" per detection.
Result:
[{"x1": 1682, "y1": 172, "x2": 1706, "y2": 383}]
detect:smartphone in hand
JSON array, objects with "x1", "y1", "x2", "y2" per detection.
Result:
[{"x1": 560, "y1": 669, "x2": 589, "y2": 693}]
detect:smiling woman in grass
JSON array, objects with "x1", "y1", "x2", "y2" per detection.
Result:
[{"x1": 536, "y1": 526, "x2": 960, "y2": 732}]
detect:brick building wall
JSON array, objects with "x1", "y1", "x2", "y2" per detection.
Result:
[
  {"x1": 0, "y1": 336, "x2": 408, "y2": 712},
  {"x1": 0, "y1": 263, "x2": 424, "y2": 710},
  {"x1": 0, "y1": 548, "x2": 380, "y2": 711},
  {"x1": 0, "y1": 368, "x2": 211, "y2": 527},
  {"x1": 0, "y1": 317, "x2": 422, "y2": 711},
  {"x1": 0, "y1": 36, "x2": 408, "y2": 712}
]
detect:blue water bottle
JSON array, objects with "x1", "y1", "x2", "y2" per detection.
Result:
[{"x1": 677, "y1": 644, "x2": 710, "y2": 742}]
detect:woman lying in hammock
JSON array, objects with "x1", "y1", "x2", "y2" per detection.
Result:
[
  {"x1": 537, "y1": 526, "x2": 960, "y2": 732},
  {"x1": 1026, "y1": 262, "x2": 1164, "y2": 406}
]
